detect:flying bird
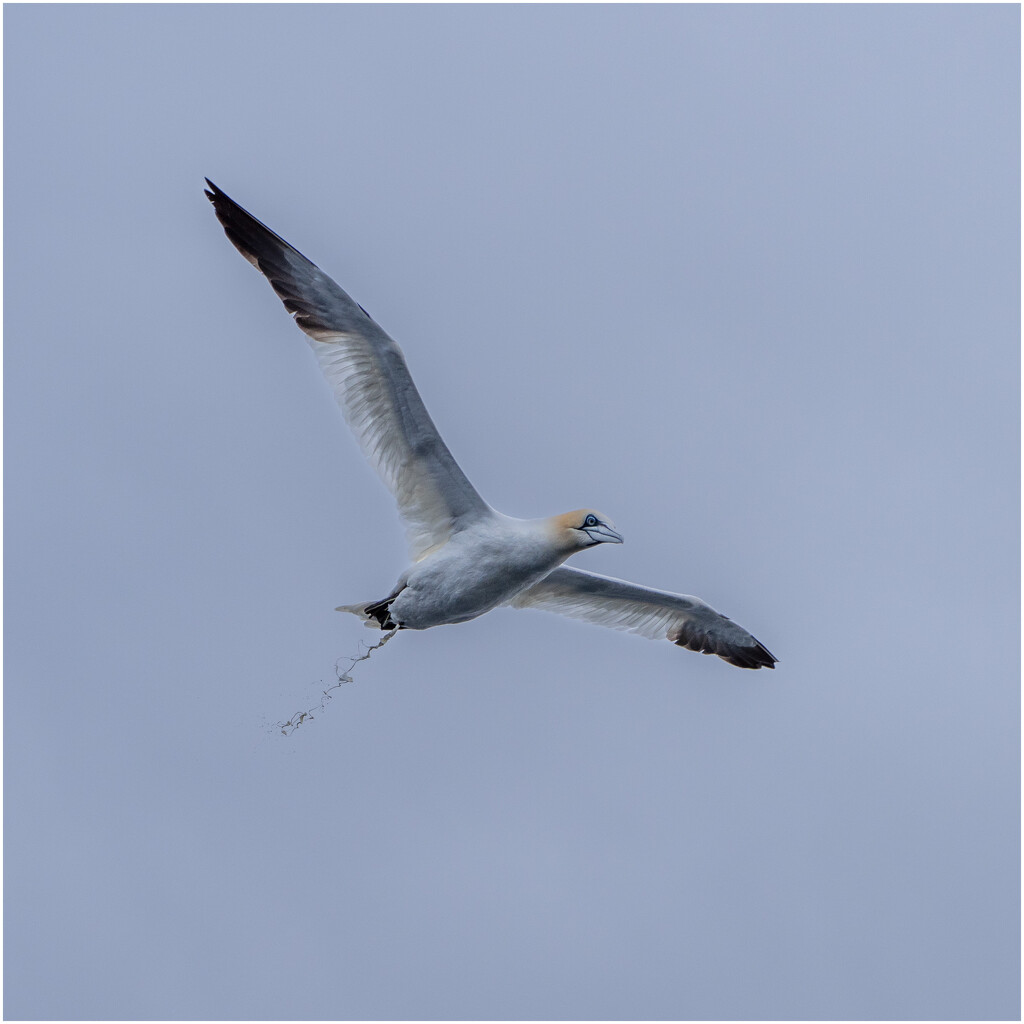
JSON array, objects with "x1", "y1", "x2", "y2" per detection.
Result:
[{"x1": 206, "y1": 181, "x2": 776, "y2": 670}]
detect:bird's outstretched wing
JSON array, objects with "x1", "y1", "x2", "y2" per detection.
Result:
[
  {"x1": 509, "y1": 567, "x2": 776, "y2": 669},
  {"x1": 206, "y1": 180, "x2": 492, "y2": 560}
]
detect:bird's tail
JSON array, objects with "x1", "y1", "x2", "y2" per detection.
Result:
[
  {"x1": 335, "y1": 603, "x2": 377, "y2": 627},
  {"x1": 335, "y1": 598, "x2": 401, "y2": 630}
]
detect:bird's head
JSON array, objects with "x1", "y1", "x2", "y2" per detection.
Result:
[{"x1": 549, "y1": 509, "x2": 624, "y2": 551}]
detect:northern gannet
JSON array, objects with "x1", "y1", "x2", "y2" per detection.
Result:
[{"x1": 207, "y1": 182, "x2": 777, "y2": 670}]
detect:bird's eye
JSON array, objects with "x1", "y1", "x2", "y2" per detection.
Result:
[{"x1": 584, "y1": 515, "x2": 598, "y2": 528}]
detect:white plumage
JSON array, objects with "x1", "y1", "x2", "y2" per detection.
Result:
[{"x1": 207, "y1": 181, "x2": 776, "y2": 670}]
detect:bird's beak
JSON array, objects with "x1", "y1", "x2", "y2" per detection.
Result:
[{"x1": 585, "y1": 524, "x2": 624, "y2": 545}]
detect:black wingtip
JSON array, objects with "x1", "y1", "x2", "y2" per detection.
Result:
[
  {"x1": 743, "y1": 639, "x2": 777, "y2": 670},
  {"x1": 672, "y1": 631, "x2": 778, "y2": 670},
  {"x1": 204, "y1": 178, "x2": 324, "y2": 286},
  {"x1": 204, "y1": 180, "x2": 253, "y2": 225},
  {"x1": 731, "y1": 639, "x2": 777, "y2": 670}
]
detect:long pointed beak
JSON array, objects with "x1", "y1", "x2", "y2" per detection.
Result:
[{"x1": 585, "y1": 524, "x2": 624, "y2": 545}]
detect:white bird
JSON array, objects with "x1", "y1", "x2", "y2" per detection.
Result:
[{"x1": 207, "y1": 181, "x2": 776, "y2": 670}]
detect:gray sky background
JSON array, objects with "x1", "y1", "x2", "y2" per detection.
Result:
[{"x1": 5, "y1": 5, "x2": 1019, "y2": 1020}]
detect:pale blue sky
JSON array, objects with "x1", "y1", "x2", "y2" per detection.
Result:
[{"x1": 5, "y1": 5, "x2": 1019, "y2": 1019}]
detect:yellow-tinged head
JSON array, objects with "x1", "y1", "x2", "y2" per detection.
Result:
[{"x1": 548, "y1": 509, "x2": 624, "y2": 551}]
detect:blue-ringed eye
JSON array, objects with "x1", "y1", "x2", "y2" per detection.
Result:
[{"x1": 584, "y1": 515, "x2": 598, "y2": 527}]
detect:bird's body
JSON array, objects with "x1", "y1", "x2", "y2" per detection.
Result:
[
  {"x1": 362, "y1": 514, "x2": 580, "y2": 630},
  {"x1": 207, "y1": 181, "x2": 777, "y2": 670}
]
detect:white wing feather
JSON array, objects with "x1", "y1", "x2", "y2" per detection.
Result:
[
  {"x1": 207, "y1": 181, "x2": 492, "y2": 559},
  {"x1": 510, "y1": 567, "x2": 776, "y2": 669}
]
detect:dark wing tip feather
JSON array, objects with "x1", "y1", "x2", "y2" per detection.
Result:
[
  {"x1": 204, "y1": 179, "x2": 317, "y2": 270},
  {"x1": 205, "y1": 180, "x2": 370, "y2": 338},
  {"x1": 722, "y1": 639, "x2": 777, "y2": 670},
  {"x1": 672, "y1": 624, "x2": 777, "y2": 671}
]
